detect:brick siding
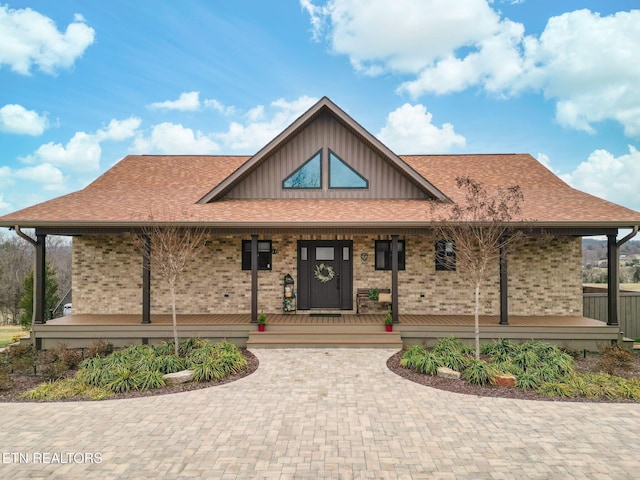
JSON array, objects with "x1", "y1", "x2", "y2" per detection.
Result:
[{"x1": 72, "y1": 233, "x2": 581, "y2": 316}]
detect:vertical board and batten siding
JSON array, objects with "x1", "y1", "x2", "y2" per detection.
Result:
[
  {"x1": 224, "y1": 112, "x2": 428, "y2": 200},
  {"x1": 583, "y1": 292, "x2": 640, "y2": 338}
]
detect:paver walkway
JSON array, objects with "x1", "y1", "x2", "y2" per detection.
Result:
[{"x1": 1, "y1": 349, "x2": 640, "y2": 479}]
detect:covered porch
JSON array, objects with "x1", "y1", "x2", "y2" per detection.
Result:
[{"x1": 33, "y1": 313, "x2": 620, "y2": 351}]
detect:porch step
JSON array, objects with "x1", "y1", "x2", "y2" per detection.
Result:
[{"x1": 246, "y1": 329, "x2": 402, "y2": 349}]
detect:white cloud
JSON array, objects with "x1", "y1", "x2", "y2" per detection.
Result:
[
  {"x1": 23, "y1": 132, "x2": 101, "y2": 171},
  {"x1": 301, "y1": 0, "x2": 501, "y2": 75},
  {"x1": 203, "y1": 98, "x2": 236, "y2": 116},
  {"x1": 0, "y1": 5, "x2": 95, "y2": 75},
  {"x1": 132, "y1": 122, "x2": 219, "y2": 154},
  {"x1": 0, "y1": 104, "x2": 49, "y2": 135},
  {"x1": 14, "y1": 164, "x2": 66, "y2": 191},
  {"x1": 560, "y1": 145, "x2": 640, "y2": 211},
  {"x1": 303, "y1": 2, "x2": 640, "y2": 138},
  {"x1": 376, "y1": 103, "x2": 465, "y2": 153},
  {"x1": 0, "y1": 194, "x2": 10, "y2": 213},
  {"x1": 214, "y1": 96, "x2": 317, "y2": 151},
  {"x1": 523, "y1": 10, "x2": 640, "y2": 136},
  {"x1": 148, "y1": 91, "x2": 201, "y2": 111},
  {"x1": 20, "y1": 116, "x2": 140, "y2": 171},
  {"x1": 95, "y1": 117, "x2": 142, "y2": 141},
  {"x1": 535, "y1": 153, "x2": 557, "y2": 173}
]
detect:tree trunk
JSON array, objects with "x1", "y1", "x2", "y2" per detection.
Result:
[
  {"x1": 170, "y1": 285, "x2": 179, "y2": 356},
  {"x1": 474, "y1": 282, "x2": 481, "y2": 360}
]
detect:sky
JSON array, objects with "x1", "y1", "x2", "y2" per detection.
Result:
[{"x1": 1, "y1": 0, "x2": 640, "y2": 217}]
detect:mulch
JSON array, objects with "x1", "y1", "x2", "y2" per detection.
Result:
[
  {"x1": 386, "y1": 350, "x2": 640, "y2": 403},
  {"x1": 0, "y1": 349, "x2": 259, "y2": 402},
  {"x1": 4, "y1": 347, "x2": 640, "y2": 403}
]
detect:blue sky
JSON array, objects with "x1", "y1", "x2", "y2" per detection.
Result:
[{"x1": 1, "y1": 0, "x2": 639, "y2": 216}]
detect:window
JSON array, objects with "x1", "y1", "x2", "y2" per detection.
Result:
[
  {"x1": 283, "y1": 151, "x2": 322, "y2": 189},
  {"x1": 241, "y1": 240, "x2": 272, "y2": 270},
  {"x1": 435, "y1": 240, "x2": 456, "y2": 271},
  {"x1": 329, "y1": 151, "x2": 368, "y2": 189},
  {"x1": 316, "y1": 246, "x2": 334, "y2": 261},
  {"x1": 375, "y1": 240, "x2": 405, "y2": 270}
]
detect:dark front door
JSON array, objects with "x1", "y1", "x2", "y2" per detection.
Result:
[{"x1": 297, "y1": 240, "x2": 353, "y2": 310}]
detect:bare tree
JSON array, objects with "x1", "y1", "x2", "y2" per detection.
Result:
[
  {"x1": 133, "y1": 219, "x2": 209, "y2": 356},
  {"x1": 0, "y1": 233, "x2": 32, "y2": 324},
  {"x1": 434, "y1": 177, "x2": 525, "y2": 359},
  {"x1": 47, "y1": 236, "x2": 72, "y2": 301}
]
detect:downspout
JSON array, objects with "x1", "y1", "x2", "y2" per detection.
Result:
[
  {"x1": 13, "y1": 226, "x2": 37, "y2": 328},
  {"x1": 616, "y1": 226, "x2": 639, "y2": 248},
  {"x1": 14, "y1": 225, "x2": 37, "y2": 246}
]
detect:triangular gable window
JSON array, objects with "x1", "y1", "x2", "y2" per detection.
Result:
[
  {"x1": 329, "y1": 150, "x2": 368, "y2": 189},
  {"x1": 282, "y1": 150, "x2": 322, "y2": 189}
]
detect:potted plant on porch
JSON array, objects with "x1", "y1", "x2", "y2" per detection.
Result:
[
  {"x1": 384, "y1": 311, "x2": 393, "y2": 332},
  {"x1": 257, "y1": 311, "x2": 267, "y2": 332}
]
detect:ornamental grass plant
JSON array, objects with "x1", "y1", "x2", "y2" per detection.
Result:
[
  {"x1": 399, "y1": 337, "x2": 640, "y2": 401},
  {"x1": 21, "y1": 338, "x2": 249, "y2": 401}
]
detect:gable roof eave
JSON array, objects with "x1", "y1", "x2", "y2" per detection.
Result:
[{"x1": 196, "y1": 97, "x2": 452, "y2": 203}]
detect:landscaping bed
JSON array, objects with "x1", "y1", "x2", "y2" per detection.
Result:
[
  {"x1": 388, "y1": 339, "x2": 640, "y2": 403},
  {"x1": 0, "y1": 339, "x2": 258, "y2": 402}
]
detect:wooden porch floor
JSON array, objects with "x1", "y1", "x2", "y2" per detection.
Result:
[{"x1": 44, "y1": 313, "x2": 609, "y2": 328}]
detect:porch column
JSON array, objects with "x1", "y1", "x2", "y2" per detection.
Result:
[
  {"x1": 499, "y1": 241, "x2": 509, "y2": 325},
  {"x1": 607, "y1": 232, "x2": 619, "y2": 326},
  {"x1": 391, "y1": 235, "x2": 399, "y2": 324},
  {"x1": 34, "y1": 233, "x2": 46, "y2": 324},
  {"x1": 251, "y1": 234, "x2": 258, "y2": 323},
  {"x1": 142, "y1": 235, "x2": 151, "y2": 324}
]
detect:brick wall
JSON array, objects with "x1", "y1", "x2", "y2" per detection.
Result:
[{"x1": 72, "y1": 233, "x2": 582, "y2": 316}]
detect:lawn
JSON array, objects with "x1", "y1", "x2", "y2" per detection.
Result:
[{"x1": 0, "y1": 326, "x2": 28, "y2": 348}]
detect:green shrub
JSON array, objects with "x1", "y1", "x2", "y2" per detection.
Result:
[
  {"x1": 439, "y1": 349, "x2": 470, "y2": 372},
  {"x1": 614, "y1": 378, "x2": 640, "y2": 400},
  {"x1": 105, "y1": 367, "x2": 139, "y2": 393},
  {"x1": 400, "y1": 345, "x2": 427, "y2": 370},
  {"x1": 481, "y1": 338, "x2": 519, "y2": 357},
  {"x1": 135, "y1": 369, "x2": 165, "y2": 390},
  {"x1": 462, "y1": 359, "x2": 496, "y2": 386},
  {"x1": 416, "y1": 351, "x2": 443, "y2": 376},
  {"x1": 186, "y1": 343, "x2": 218, "y2": 365},
  {"x1": 511, "y1": 348, "x2": 541, "y2": 371},
  {"x1": 155, "y1": 355, "x2": 186, "y2": 374},
  {"x1": 535, "y1": 382, "x2": 572, "y2": 398},
  {"x1": 21, "y1": 378, "x2": 112, "y2": 401},
  {"x1": 77, "y1": 357, "x2": 113, "y2": 387},
  {"x1": 564, "y1": 375, "x2": 601, "y2": 398},
  {"x1": 516, "y1": 371, "x2": 540, "y2": 390},
  {"x1": 192, "y1": 357, "x2": 229, "y2": 382},
  {"x1": 433, "y1": 336, "x2": 472, "y2": 355}
]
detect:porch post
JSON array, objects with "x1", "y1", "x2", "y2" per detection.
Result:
[
  {"x1": 251, "y1": 234, "x2": 258, "y2": 323},
  {"x1": 34, "y1": 233, "x2": 46, "y2": 324},
  {"x1": 607, "y1": 232, "x2": 619, "y2": 326},
  {"x1": 499, "y1": 241, "x2": 509, "y2": 325},
  {"x1": 142, "y1": 234, "x2": 151, "y2": 324},
  {"x1": 391, "y1": 235, "x2": 399, "y2": 324}
]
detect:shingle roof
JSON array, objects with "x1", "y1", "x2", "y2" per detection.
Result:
[{"x1": 1, "y1": 153, "x2": 639, "y2": 229}]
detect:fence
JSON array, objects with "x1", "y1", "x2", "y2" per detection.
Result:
[{"x1": 583, "y1": 292, "x2": 640, "y2": 339}]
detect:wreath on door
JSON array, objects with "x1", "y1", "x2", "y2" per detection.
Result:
[{"x1": 314, "y1": 263, "x2": 335, "y2": 283}]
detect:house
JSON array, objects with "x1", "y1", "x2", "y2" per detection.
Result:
[{"x1": 2, "y1": 97, "x2": 639, "y2": 349}]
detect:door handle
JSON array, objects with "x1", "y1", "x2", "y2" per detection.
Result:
[{"x1": 336, "y1": 273, "x2": 340, "y2": 289}]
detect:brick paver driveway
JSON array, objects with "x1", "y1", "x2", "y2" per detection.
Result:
[{"x1": 1, "y1": 348, "x2": 640, "y2": 479}]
